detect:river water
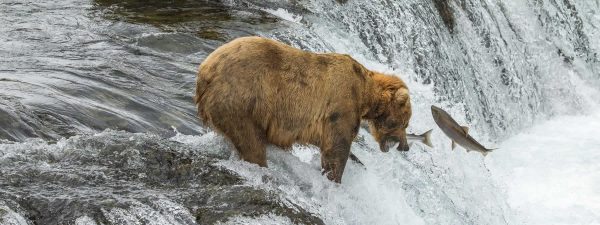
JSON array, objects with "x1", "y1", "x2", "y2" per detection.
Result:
[{"x1": 1, "y1": 0, "x2": 599, "y2": 224}]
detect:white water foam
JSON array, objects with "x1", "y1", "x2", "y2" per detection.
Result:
[
  {"x1": 262, "y1": 8, "x2": 303, "y2": 24},
  {"x1": 0, "y1": 203, "x2": 28, "y2": 225},
  {"x1": 75, "y1": 216, "x2": 98, "y2": 225},
  {"x1": 488, "y1": 110, "x2": 600, "y2": 225},
  {"x1": 211, "y1": 92, "x2": 511, "y2": 224},
  {"x1": 216, "y1": 213, "x2": 294, "y2": 225}
]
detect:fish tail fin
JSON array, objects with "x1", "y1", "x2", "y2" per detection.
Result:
[
  {"x1": 483, "y1": 148, "x2": 497, "y2": 157},
  {"x1": 420, "y1": 129, "x2": 433, "y2": 148}
]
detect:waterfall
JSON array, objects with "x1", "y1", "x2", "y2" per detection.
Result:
[
  {"x1": 0, "y1": 0, "x2": 598, "y2": 224},
  {"x1": 225, "y1": 0, "x2": 600, "y2": 139}
]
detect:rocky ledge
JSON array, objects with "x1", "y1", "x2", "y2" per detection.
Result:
[{"x1": 0, "y1": 131, "x2": 324, "y2": 225}]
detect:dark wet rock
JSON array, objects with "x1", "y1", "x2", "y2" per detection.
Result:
[
  {"x1": 188, "y1": 186, "x2": 324, "y2": 225},
  {"x1": 196, "y1": 29, "x2": 225, "y2": 41},
  {"x1": 94, "y1": 0, "x2": 280, "y2": 41},
  {"x1": 0, "y1": 131, "x2": 323, "y2": 224},
  {"x1": 433, "y1": 0, "x2": 455, "y2": 33},
  {"x1": 94, "y1": 0, "x2": 235, "y2": 26},
  {"x1": 557, "y1": 48, "x2": 574, "y2": 65},
  {"x1": 135, "y1": 33, "x2": 210, "y2": 54},
  {"x1": 0, "y1": 207, "x2": 6, "y2": 218}
]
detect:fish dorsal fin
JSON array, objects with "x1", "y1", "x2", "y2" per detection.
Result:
[
  {"x1": 451, "y1": 141, "x2": 456, "y2": 150},
  {"x1": 461, "y1": 126, "x2": 469, "y2": 135}
]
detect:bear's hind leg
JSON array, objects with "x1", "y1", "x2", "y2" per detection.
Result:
[
  {"x1": 217, "y1": 119, "x2": 268, "y2": 167},
  {"x1": 233, "y1": 135, "x2": 267, "y2": 167}
]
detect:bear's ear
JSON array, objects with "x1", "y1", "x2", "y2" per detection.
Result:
[
  {"x1": 394, "y1": 88, "x2": 409, "y2": 105},
  {"x1": 373, "y1": 73, "x2": 406, "y2": 103},
  {"x1": 381, "y1": 87, "x2": 395, "y2": 103}
]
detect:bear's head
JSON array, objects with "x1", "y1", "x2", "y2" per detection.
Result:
[{"x1": 368, "y1": 73, "x2": 412, "y2": 152}]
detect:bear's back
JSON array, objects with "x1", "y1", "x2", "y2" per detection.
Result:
[{"x1": 196, "y1": 37, "x2": 373, "y2": 147}]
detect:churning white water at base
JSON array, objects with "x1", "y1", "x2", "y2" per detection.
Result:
[
  {"x1": 216, "y1": 214, "x2": 294, "y2": 225},
  {"x1": 169, "y1": 98, "x2": 600, "y2": 225},
  {"x1": 488, "y1": 110, "x2": 600, "y2": 225},
  {"x1": 185, "y1": 108, "x2": 599, "y2": 225},
  {"x1": 174, "y1": 108, "x2": 512, "y2": 224},
  {"x1": 174, "y1": 131, "x2": 430, "y2": 225},
  {"x1": 0, "y1": 203, "x2": 28, "y2": 225}
]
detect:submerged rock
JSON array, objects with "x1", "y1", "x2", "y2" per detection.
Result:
[
  {"x1": 0, "y1": 131, "x2": 323, "y2": 225},
  {"x1": 93, "y1": 0, "x2": 280, "y2": 42}
]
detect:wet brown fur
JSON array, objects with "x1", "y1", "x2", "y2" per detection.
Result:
[{"x1": 195, "y1": 36, "x2": 411, "y2": 183}]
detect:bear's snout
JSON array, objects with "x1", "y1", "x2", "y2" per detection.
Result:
[{"x1": 379, "y1": 135, "x2": 410, "y2": 152}]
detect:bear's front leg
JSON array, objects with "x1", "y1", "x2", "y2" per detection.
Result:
[
  {"x1": 320, "y1": 114, "x2": 360, "y2": 183},
  {"x1": 321, "y1": 145, "x2": 350, "y2": 183}
]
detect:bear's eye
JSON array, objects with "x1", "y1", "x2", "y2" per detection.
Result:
[
  {"x1": 385, "y1": 121, "x2": 399, "y2": 129},
  {"x1": 374, "y1": 115, "x2": 387, "y2": 125}
]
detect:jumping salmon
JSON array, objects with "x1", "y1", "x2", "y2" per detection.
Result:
[{"x1": 431, "y1": 105, "x2": 495, "y2": 156}]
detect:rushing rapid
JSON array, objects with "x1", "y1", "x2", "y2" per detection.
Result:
[{"x1": 1, "y1": 0, "x2": 598, "y2": 224}]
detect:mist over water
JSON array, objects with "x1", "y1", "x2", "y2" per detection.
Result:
[{"x1": 1, "y1": 0, "x2": 599, "y2": 224}]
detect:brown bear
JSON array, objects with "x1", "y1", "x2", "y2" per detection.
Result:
[{"x1": 195, "y1": 36, "x2": 412, "y2": 183}]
